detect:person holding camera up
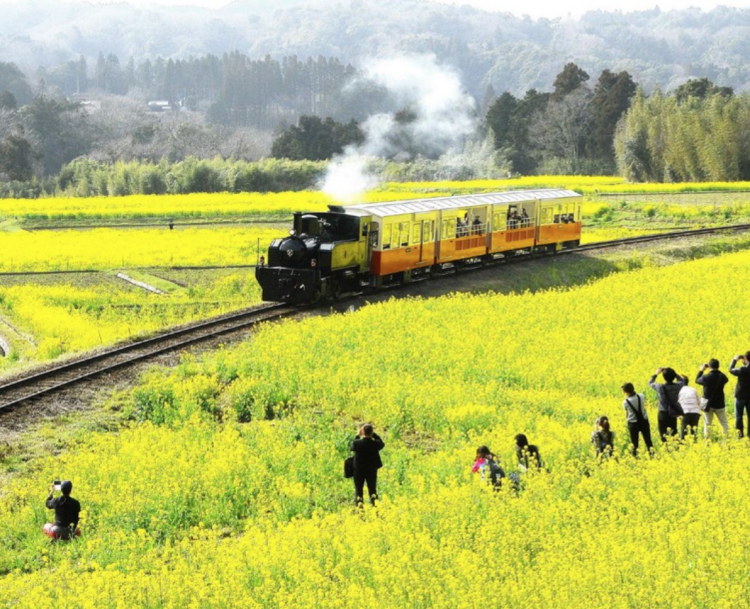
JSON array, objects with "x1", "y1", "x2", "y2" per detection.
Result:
[
  {"x1": 44, "y1": 480, "x2": 81, "y2": 541},
  {"x1": 351, "y1": 424, "x2": 384, "y2": 507},
  {"x1": 648, "y1": 367, "x2": 686, "y2": 442},
  {"x1": 729, "y1": 352, "x2": 750, "y2": 438},
  {"x1": 697, "y1": 359, "x2": 729, "y2": 437}
]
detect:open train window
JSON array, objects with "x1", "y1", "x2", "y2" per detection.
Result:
[{"x1": 412, "y1": 223, "x2": 421, "y2": 244}]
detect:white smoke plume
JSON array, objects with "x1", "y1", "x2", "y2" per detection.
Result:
[{"x1": 321, "y1": 54, "x2": 477, "y2": 202}]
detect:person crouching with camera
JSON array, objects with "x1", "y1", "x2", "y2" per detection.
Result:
[{"x1": 43, "y1": 480, "x2": 81, "y2": 541}]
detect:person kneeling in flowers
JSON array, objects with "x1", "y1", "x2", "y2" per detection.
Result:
[
  {"x1": 472, "y1": 446, "x2": 505, "y2": 487},
  {"x1": 591, "y1": 416, "x2": 615, "y2": 459},
  {"x1": 43, "y1": 480, "x2": 81, "y2": 541}
]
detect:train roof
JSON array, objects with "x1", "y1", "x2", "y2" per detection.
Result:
[{"x1": 337, "y1": 189, "x2": 581, "y2": 217}]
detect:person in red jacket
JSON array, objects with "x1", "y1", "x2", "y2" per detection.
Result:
[{"x1": 351, "y1": 424, "x2": 384, "y2": 507}]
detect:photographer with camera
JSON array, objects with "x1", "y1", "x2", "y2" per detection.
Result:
[
  {"x1": 697, "y1": 359, "x2": 729, "y2": 437},
  {"x1": 43, "y1": 480, "x2": 81, "y2": 541},
  {"x1": 729, "y1": 352, "x2": 750, "y2": 438},
  {"x1": 351, "y1": 424, "x2": 384, "y2": 507},
  {"x1": 648, "y1": 367, "x2": 686, "y2": 442}
]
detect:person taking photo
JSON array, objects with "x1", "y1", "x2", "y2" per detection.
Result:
[
  {"x1": 44, "y1": 480, "x2": 81, "y2": 541},
  {"x1": 351, "y1": 424, "x2": 384, "y2": 507}
]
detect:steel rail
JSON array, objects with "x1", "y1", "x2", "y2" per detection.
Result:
[
  {"x1": 0, "y1": 303, "x2": 295, "y2": 413},
  {"x1": 1, "y1": 222, "x2": 749, "y2": 414}
]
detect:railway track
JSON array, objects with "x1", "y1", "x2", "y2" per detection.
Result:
[
  {"x1": 1, "y1": 222, "x2": 749, "y2": 415},
  {"x1": 0, "y1": 304, "x2": 296, "y2": 414}
]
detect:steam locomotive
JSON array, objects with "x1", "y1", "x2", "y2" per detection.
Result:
[{"x1": 256, "y1": 189, "x2": 582, "y2": 304}]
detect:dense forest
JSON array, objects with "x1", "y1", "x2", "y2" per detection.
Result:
[
  {"x1": 3, "y1": 1, "x2": 750, "y2": 192},
  {"x1": 6, "y1": 1, "x2": 750, "y2": 96}
]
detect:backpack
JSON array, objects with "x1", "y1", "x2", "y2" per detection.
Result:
[
  {"x1": 662, "y1": 385, "x2": 684, "y2": 418},
  {"x1": 487, "y1": 459, "x2": 505, "y2": 485}
]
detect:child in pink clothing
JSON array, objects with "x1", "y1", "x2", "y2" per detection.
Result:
[
  {"x1": 472, "y1": 455, "x2": 487, "y2": 473},
  {"x1": 471, "y1": 446, "x2": 505, "y2": 486}
]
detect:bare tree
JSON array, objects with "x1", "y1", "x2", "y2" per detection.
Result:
[{"x1": 530, "y1": 88, "x2": 592, "y2": 173}]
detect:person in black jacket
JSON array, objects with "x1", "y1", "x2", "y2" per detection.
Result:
[
  {"x1": 729, "y1": 352, "x2": 750, "y2": 438},
  {"x1": 697, "y1": 359, "x2": 729, "y2": 437},
  {"x1": 43, "y1": 480, "x2": 81, "y2": 541},
  {"x1": 648, "y1": 367, "x2": 686, "y2": 442},
  {"x1": 351, "y1": 424, "x2": 384, "y2": 506}
]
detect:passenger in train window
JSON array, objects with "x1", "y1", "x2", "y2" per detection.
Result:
[
  {"x1": 509, "y1": 211, "x2": 520, "y2": 230},
  {"x1": 472, "y1": 217, "x2": 482, "y2": 235},
  {"x1": 521, "y1": 209, "x2": 530, "y2": 227}
]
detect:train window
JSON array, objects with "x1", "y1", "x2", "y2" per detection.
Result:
[
  {"x1": 412, "y1": 224, "x2": 421, "y2": 244},
  {"x1": 421, "y1": 221, "x2": 432, "y2": 243},
  {"x1": 494, "y1": 212, "x2": 505, "y2": 230},
  {"x1": 382, "y1": 224, "x2": 392, "y2": 249},
  {"x1": 400, "y1": 222, "x2": 410, "y2": 246},
  {"x1": 442, "y1": 219, "x2": 453, "y2": 239}
]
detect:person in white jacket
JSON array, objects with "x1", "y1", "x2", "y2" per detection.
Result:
[{"x1": 678, "y1": 375, "x2": 702, "y2": 439}]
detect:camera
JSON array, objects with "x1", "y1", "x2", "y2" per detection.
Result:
[{"x1": 53, "y1": 480, "x2": 61, "y2": 491}]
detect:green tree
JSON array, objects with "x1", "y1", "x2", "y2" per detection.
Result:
[
  {"x1": 0, "y1": 132, "x2": 34, "y2": 181},
  {"x1": 552, "y1": 63, "x2": 590, "y2": 100},
  {"x1": 271, "y1": 115, "x2": 363, "y2": 161},
  {"x1": 589, "y1": 70, "x2": 637, "y2": 169},
  {"x1": 0, "y1": 62, "x2": 33, "y2": 106},
  {"x1": 674, "y1": 78, "x2": 733, "y2": 103},
  {"x1": 20, "y1": 95, "x2": 93, "y2": 175}
]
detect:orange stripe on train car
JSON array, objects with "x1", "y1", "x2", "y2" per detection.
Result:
[
  {"x1": 372, "y1": 243, "x2": 437, "y2": 275},
  {"x1": 536, "y1": 222, "x2": 582, "y2": 244},
  {"x1": 490, "y1": 228, "x2": 535, "y2": 252}
]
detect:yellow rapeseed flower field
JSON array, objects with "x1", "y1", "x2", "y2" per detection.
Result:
[
  {"x1": 4, "y1": 177, "x2": 750, "y2": 224},
  {"x1": 0, "y1": 226, "x2": 277, "y2": 272},
  {"x1": 4, "y1": 247, "x2": 750, "y2": 606}
]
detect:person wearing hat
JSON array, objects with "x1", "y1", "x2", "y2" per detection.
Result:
[{"x1": 44, "y1": 480, "x2": 81, "y2": 541}]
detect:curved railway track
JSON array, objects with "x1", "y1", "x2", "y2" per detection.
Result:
[
  {"x1": 0, "y1": 304, "x2": 297, "y2": 414},
  {"x1": 1, "y1": 222, "x2": 749, "y2": 415}
]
